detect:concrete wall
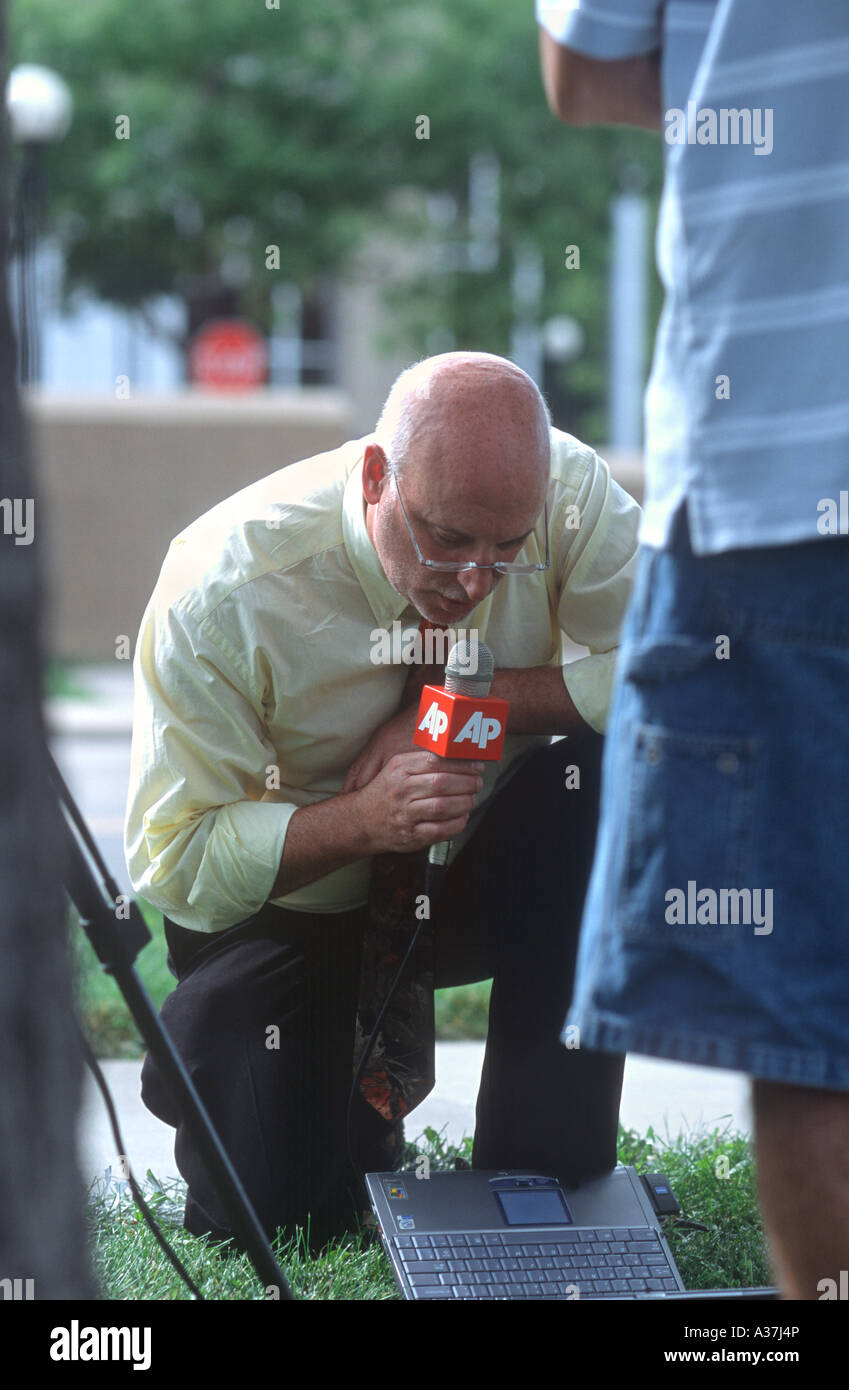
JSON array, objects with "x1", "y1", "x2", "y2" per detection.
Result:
[
  {"x1": 25, "y1": 389, "x2": 354, "y2": 661},
  {"x1": 22, "y1": 388, "x2": 643, "y2": 661}
]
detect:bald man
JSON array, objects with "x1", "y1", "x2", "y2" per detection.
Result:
[{"x1": 126, "y1": 352, "x2": 642, "y2": 1251}]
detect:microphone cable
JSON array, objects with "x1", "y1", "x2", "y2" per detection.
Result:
[{"x1": 79, "y1": 1024, "x2": 204, "y2": 1299}]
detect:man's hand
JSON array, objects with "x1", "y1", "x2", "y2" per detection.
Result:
[
  {"x1": 342, "y1": 703, "x2": 420, "y2": 793},
  {"x1": 271, "y1": 748, "x2": 483, "y2": 898},
  {"x1": 357, "y1": 750, "x2": 484, "y2": 856},
  {"x1": 344, "y1": 663, "x2": 591, "y2": 797},
  {"x1": 276, "y1": 664, "x2": 591, "y2": 898}
]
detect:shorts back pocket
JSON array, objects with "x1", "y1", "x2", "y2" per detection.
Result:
[{"x1": 618, "y1": 721, "x2": 762, "y2": 949}]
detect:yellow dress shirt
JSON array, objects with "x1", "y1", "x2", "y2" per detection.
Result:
[{"x1": 124, "y1": 428, "x2": 641, "y2": 931}]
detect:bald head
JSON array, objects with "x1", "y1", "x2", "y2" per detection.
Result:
[
  {"x1": 363, "y1": 352, "x2": 552, "y2": 624},
  {"x1": 373, "y1": 352, "x2": 551, "y2": 500}
]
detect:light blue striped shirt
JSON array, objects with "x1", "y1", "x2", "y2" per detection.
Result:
[{"x1": 537, "y1": 0, "x2": 849, "y2": 553}]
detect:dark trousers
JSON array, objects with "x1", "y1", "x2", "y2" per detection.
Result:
[{"x1": 140, "y1": 732, "x2": 624, "y2": 1249}]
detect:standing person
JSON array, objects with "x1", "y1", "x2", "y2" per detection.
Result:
[
  {"x1": 538, "y1": 0, "x2": 849, "y2": 1298},
  {"x1": 125, "y1": 351, "x2": 641, "y2": 1249}
]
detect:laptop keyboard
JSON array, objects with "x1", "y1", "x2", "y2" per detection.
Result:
[{"x1": 393, "y1": 1227, "x2": 681, "y2": 1300}]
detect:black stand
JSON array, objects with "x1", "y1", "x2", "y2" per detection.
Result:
[{"x1": 50, "y1": 752, "x2": 294, "y2": 1300}]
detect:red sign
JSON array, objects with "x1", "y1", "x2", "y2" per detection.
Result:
[
  {"x1": 413, "y1": 685, "x2": 508, "y2": 761},
  {"x1": 189, "y1": 319, "x2": 268, "y2": 390}
]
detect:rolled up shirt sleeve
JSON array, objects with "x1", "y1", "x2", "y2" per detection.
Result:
[
  {"x1": 536, "y1": 0, "x2": 662, "y2": 57},
  {"x1": 125, "y1": 596, "x2": 295, "y2": 932},
  {"x1": 555, "y1": 445, "x2": 641, "y2": 733}
]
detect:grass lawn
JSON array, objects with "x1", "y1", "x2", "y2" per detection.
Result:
[
  {"x1": 86, "y1": 1122, "x2": 772, "y2": 1300},
  {"x1": 44, "y1": 659, "x2": 94, "y2": 700}
]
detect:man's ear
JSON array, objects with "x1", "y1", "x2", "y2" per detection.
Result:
[{"x1": 362, "y1": 443, "x2": 389, "y2": 504}]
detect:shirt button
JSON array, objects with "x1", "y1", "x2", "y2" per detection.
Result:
[{"x1": 717, "y1": 751, "x2": 739, "y2": 774}]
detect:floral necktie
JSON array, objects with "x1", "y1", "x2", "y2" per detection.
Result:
[{"x1": 353, "y1": 618, "x2": 447, "y2": 1122}]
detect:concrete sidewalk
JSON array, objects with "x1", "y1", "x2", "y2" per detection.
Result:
[{"x1": 78, "y1": 1045, "x2": 751, "y2": 1192}]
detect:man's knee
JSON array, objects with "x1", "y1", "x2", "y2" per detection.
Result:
[{"x1": 140, "y1": 1048, "x2": 181, "y2": 1128}]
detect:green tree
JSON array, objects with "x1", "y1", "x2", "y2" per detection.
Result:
[{"x1": 10, "y1": 0, "x2": 662, "y2": 435}]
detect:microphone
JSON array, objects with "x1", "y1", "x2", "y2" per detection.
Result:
[
  {"x1": 413, "y1": 639, "x2": 507, "y2": 868},
  {"x1": 444, "y1": 636, "x2": 495, "y2": 699}
]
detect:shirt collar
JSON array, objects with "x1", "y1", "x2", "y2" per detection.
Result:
[{"x1": 342, "y1": 446, "x2": 412, "y2": 628}]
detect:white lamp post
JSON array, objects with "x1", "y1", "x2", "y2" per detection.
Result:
[
  {"x1": 7, "y1": 64, "x2": 72, "y2": 144},
  {"x1": 5, "y1": 64, "x2": 73, "y2": 384}
]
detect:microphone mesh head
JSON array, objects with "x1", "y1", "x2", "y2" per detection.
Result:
[{"x1": 444, "y1": 639, "x2": 494, "y2": 697}]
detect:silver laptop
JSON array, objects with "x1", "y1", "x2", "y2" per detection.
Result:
[{"x1": 366, "y1": 1164, "x2": 687, "y2": 1301}]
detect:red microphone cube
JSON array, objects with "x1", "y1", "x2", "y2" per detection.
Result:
[{"x1": 413, "y1": 684, "x2": 508, "y2": 761}]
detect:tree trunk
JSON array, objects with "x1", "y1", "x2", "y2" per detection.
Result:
[{"x1": 0, "y1": 5, "x2": 97, "y2": 1299}]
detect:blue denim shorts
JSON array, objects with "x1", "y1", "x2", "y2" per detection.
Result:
[{"x1": 565, "y1": 503, "x2": 849, "y2": 1089}]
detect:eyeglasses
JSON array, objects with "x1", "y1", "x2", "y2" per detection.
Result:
[{"x1": 388, "y1": 463, "x2": 550, "y2": 574}]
